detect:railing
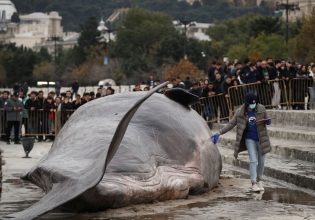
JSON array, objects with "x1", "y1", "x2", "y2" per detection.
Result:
[
  {"x1": 1, "y1": 78, "x2": 314, "y2": 138},
  {"x1": 192, "y1": 78, "x2": 314, "y2": 123},
  {"x1": 289, "y1": 78, "x2": 313, "y2": 106},
  {"x1": 192, "y1": 93, "x2": 230, "y2": 123},
  {"x1": 228, "y1": 79, "x2": 290, "y2": 113},
  {"x1": 0, "y1": 109, "x2": 75, "y2": 137}
]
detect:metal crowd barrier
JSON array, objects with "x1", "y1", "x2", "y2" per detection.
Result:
[
  {"x1": 1, "y1": 79, "x2": 314, "y2": 139},
  {"x1": 191, "y1": 93, "x2": 230, "y2": 123},
  {"x1": 0, "y1": 109, "x2": 75, "y2": 138},
  {"x1": 26, "y1": 109, "x2": 75, "y2": 136},
  {"x1": 0, "y1": 109, "x2": 5, "y2": 136},
  {"x1": 289, "y1": 78, "x2": 313, "y2": 107},
  {"x1": 228, "y1": 79, "x2": 289, "y2": 113},
  {"x1": 193, "y1": 78, "x2": 314, "y2": 123}
]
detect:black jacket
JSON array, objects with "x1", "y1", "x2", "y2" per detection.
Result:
[
  {"x1": 25, "y1": 99, "x2": 40, "y2": 110},
  {"x1": 213, "y1": 79, "x2": 224, "y2": 94}
]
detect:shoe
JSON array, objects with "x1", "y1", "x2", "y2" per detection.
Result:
[
  {"x1": 14, "y1": 141, "x2": 21, "y2": 145},
  {"x1": 6, "y1": 141, "x2": 10, "y2": 145},
  {"x1": 257, "y1": 181, "x2": 264, "y2": 191},
  {"x1": 251, "y1": 183, "x2": 260, "y2": 192}
]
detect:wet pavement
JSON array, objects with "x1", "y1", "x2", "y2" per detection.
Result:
[{"x1": 1, "y1": 142, "x2": 315, "y2": 220}]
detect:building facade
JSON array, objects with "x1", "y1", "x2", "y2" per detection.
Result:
[
  {"x1": 173, "y1": 20, "x2": 213, "y2": 42},
  {"x1": 9, "y1": 12, "x2": 63, "y2": 48},
  {"x1": 0, "y1": 0, "x2": 78, "y2": 50}
]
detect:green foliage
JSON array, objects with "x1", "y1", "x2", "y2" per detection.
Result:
[
  {"x1": 208, "y1": 14, "x2": 282, "y2": 53},
  {"x1": 12, "y1": 0, "x2": 273, "y2": 31},
  {"x1": 0, "y1": 44, "x2": 51, "y2": 85},
  {"x1": 247, "y1": 33, "x2": 287, "y2": 59},
  {"x1": 157, "y1": 33, "x2": 186, "y2": 63},
  {"x1": 112, "y1": 8, "x2": 177, "y2": 78},
  {"x1": 208, "y1": 14, "x2": 302, "y2": 60},
  {"x1": 293, "y1": 10, "x2": 315, "y2": 63},
  {"x1": 186, "y1": 39, "x2": 212, "y2": 71},
  {"x1": 227, "y1": 43, "x2": 248, "y2": 61},
  {"x1": 111, "y1": 8, "x2": 213, "y2": 82},
  {"x1": 248, "y1": 16, "x2": 282, "y2": 37},
  {"x1": 72, "y1": 17, "x2": 100, "y2": 66},
  {"x1": 33, "y1": 61, "x2": 56, "y2": 81},
  {"x1": 227, "y1": 34, "x2": 287, "y2": 61}
]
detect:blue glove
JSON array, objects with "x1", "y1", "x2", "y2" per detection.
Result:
[
  {"x1": 211, "y1": 132, "x2": 220, "y2": 144},
  {"x1": 265, "y1": 118, "x2": 271, "y2": 125}
]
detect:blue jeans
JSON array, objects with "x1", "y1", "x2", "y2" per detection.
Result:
[{"x1": 245, "y1": 139, "x2": 265, "y2": 183}]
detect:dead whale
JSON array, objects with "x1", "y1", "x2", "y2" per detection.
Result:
[{"x1": 9, "y1": 82, "x2": 222, "y2": 219}]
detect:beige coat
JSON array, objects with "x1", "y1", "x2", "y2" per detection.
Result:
[{"x1": 219, "y1": 104, "x2": 271, "y2": 158}]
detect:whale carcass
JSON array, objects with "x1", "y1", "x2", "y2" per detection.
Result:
[{"x1": 11, "y1": 82, "x2": 222, "y2": 219}]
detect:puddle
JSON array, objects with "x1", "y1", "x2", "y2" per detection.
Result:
[{"x1": 262, "y1": 187, "x2": 315, "y2": 206}]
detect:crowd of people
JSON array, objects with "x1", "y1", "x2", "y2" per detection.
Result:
[
  {"x1": 1, "y1": 58, "x2": 315, "y2": 143},
  {"x1": 0, "y1": 85, "x2": 116, "y2": 144},
  {"x1": 168, "y1": 59, "x2": 315, "y2": 99}
]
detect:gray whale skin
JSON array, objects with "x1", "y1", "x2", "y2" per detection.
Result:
[{"x1": 10, "y1": 83, "x2": 222, "y2": 219}]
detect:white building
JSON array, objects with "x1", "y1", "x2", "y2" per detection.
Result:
[
  {"x1": 0, "y1": 0, "x2": 17, "y2": 40},
  {"x1": 0, "y1": 0, "x2": 16, "y2": 20},
  {"x1": 173, "y1": 20, "x2": 213, "y2": 42},
  {"x1": 9, "y1": 12, "x2": 63, "y2": 48},
  {"x1": 0, "y1": 0, "x2": 78, "y2": 50},
  {"x1": 97, "y1": 19, "x2": 116, "y2": 43},
  {"x1": 177, "y1": 0, "x2": 203, "y2": 5}
]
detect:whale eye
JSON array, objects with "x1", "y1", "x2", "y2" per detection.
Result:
[{"x1": 114, "y1": 113, "x2": 118, "y2": 115}]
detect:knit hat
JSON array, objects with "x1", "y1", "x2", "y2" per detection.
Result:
[{"x1": 245, "y1": 92, "x2": 257, "y2": 105}]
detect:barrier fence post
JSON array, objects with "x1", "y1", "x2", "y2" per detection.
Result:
[{"x1": 288, "y1": 78, "x2": 313, "y2": 109}]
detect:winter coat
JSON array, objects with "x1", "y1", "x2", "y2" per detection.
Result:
[
  {"x1": 219, "y1": 104, "x2": 271, "y2": 158},
  {"x1": 44, "y1": 101, "x2": 56, "y2": 120},
  {"x1": 21, "y1": 97, "x2": 29, "y2": 119},
  {"x1": 220, "y1": 81, "x2": 233, "y2": 95},
  {"x1": 4, "y1": 98, "x2": 24, "y2": 121},
  {"x1": 25, "y1": 98, "x2": 40, "y2": 110},
  {"x1": 213, "y1": 79, "x2": 224, "y2": 94}
]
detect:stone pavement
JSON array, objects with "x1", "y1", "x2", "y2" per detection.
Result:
[
  {"x1": 0, "y1": 140, "x2": 315, "y2": 219},
  {"x1": 0, "y1": 141, "x2": 50, "y2": 218}
]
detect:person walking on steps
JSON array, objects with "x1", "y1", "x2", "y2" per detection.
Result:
[{"x1": 211, "y1": 93, "x2": 272, "y2": 192}]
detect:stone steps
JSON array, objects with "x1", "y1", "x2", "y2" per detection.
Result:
[
  {"x1": 219, "y1": 147, "x2": 315, "y2": 190},
  {"x1": 214, "y1": 123, "x2": 315, "y2": 143},
  {"x1": 214, "y1": 109, "x2": 315, "y2": 191},
  {"x1": 268, "y1": 126, "x2": 315, "y2": 143},
  {"x1": 267, "y1": 110, "x2": 315, "y2": 128},
  {"x1": 219, "y1": 131, "x2": 315, "y2": 163}
]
